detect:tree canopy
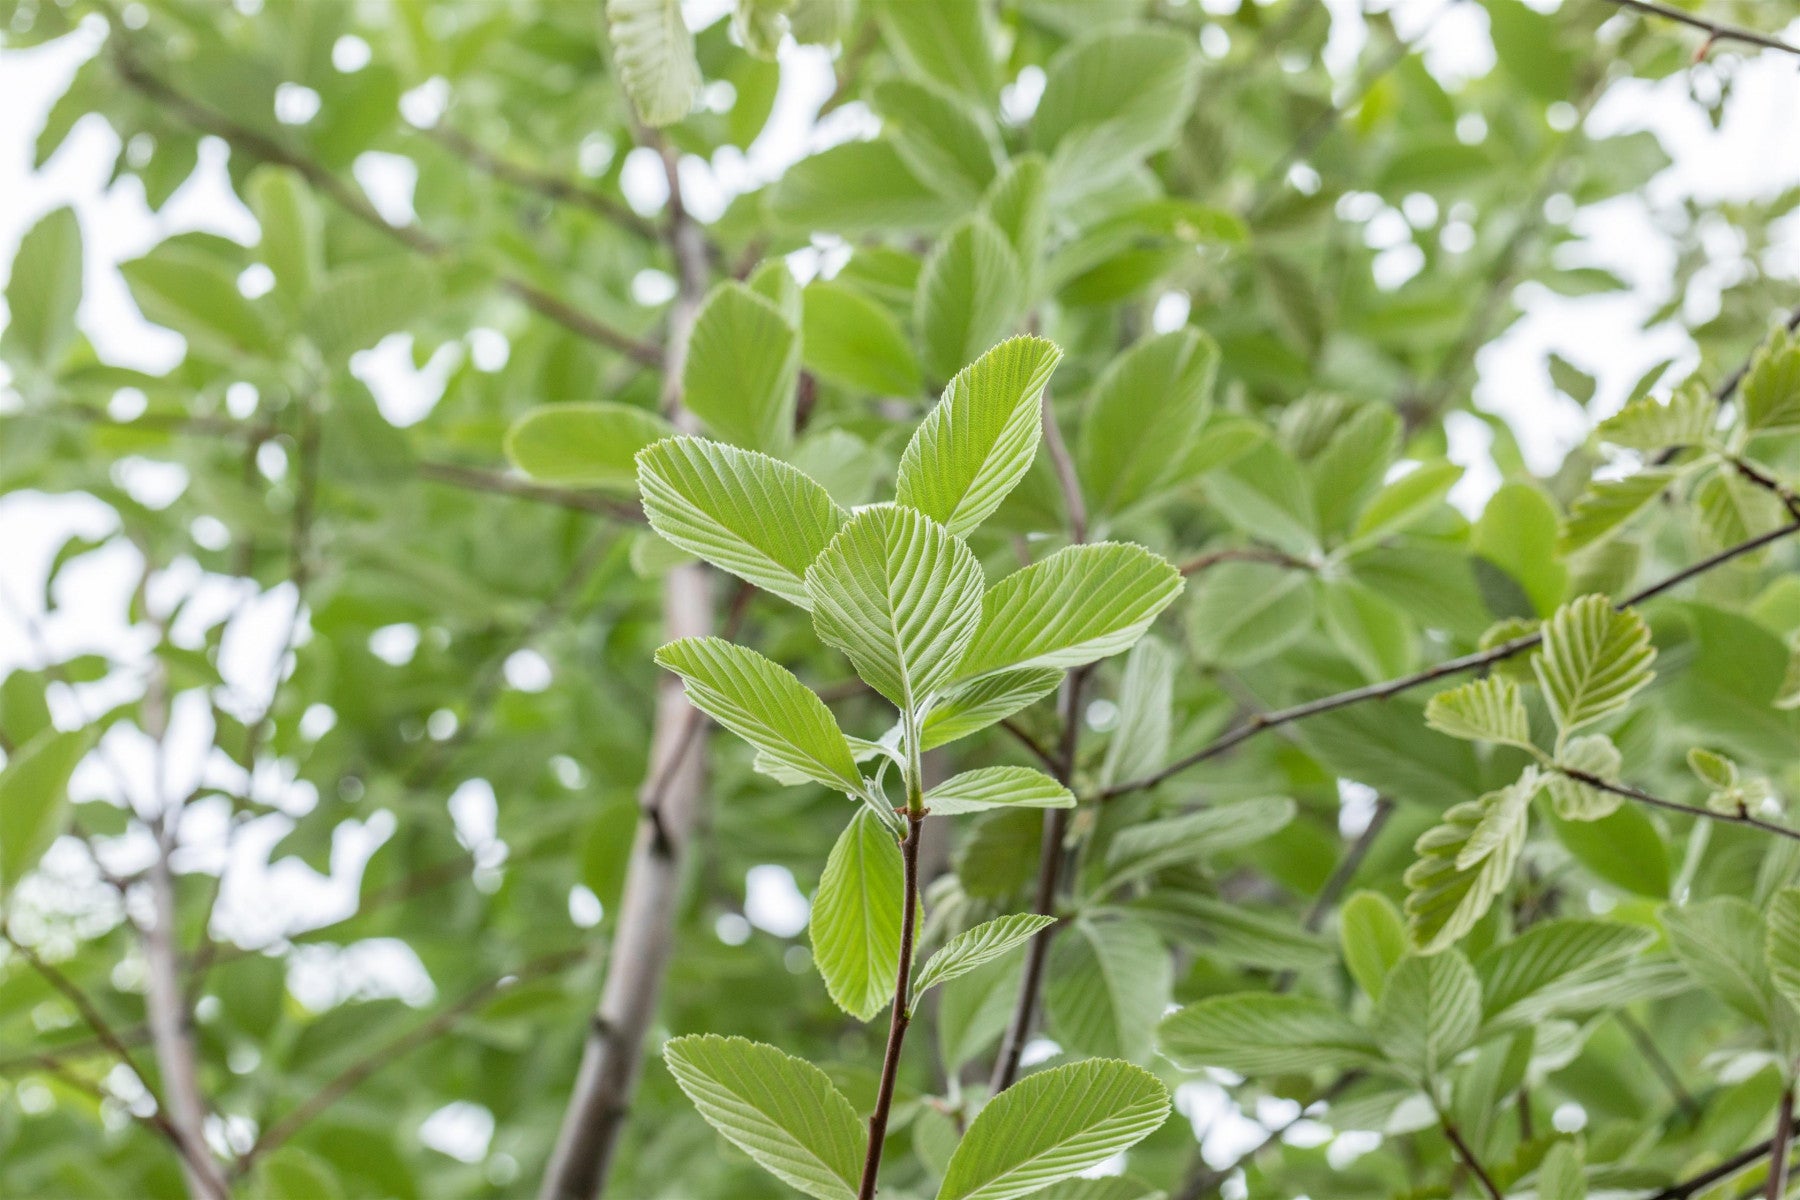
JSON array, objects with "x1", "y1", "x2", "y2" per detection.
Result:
[{"x1": 5, "y1": 1, "x2": 1800, "y2": 1198}]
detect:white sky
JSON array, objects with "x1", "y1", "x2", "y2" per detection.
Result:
[{"x1": 2, "y1": 0, "x2": 1799, "y2": 1173}]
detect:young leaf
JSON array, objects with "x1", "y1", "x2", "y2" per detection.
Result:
[
  {"x1": 1765, "y1": 887, "x2": 1800, "y2": 1015},
  {"x1": 605, "y1": 0, "x2": 700, "y2": 126},
  {"x1": 1537, "y1": 1141, "x2": 1587, "y2": 1200},
  {"x1": 1099, "y1": 636, "x2": 1176, "y2": 788},
  {"x1": 2, "y1": 206, "x2": 82, "y2": 370},
  {"x1": 0, "y1": 727, "x2": 91, "y2": 892},
  {"x1": 1532, "y1": 595, "x2": 1656, "y2": 734},
  {"x1": 1545, "y1": 734, "x2": 1623, "y2": 820},
  {"x1": 911, "y1": 913, "x2": 1056, "y2": 1004},
  {"x1": 1187, "y1": 561, "x2": 1315, "y2": 668},
  {"x1": 954, "y1": 543, "x2": 1183, "y2": 682},
  {"x1": 920, "y1": 669, "x2": 1061, "y2": 749},
  {"x1": 121, "y1": 239, "x2": 279, "y2": 360},
  {"x1": 661, "y1": 1035, "x2": 863, "y2": 1200},
  {"x1": 914, "y1": 216, "x2": 1023, "y2": 383},
  {"x1": 872, "y1": 0, "x2": 996, "y2": 100},
  {"x1": 1103, "y1": 798, "x2": 1294, "y2": 888},
  {"x1": 654, "y1": 638, "x2": 863, "y2": 795},
  {"x1": 811, "y1": 809, "x2": 904, "y2": 1022},
  {"x1": 936, "y1": 1059, "x2": 1170, "y2": 1200},
  {"x1": 978, "y1": 155, "x2": 1048, "y2": 283},
  {"x1": 507, "y1": 403, "x2": 674, "y2": 491},
  {"x1": 804, "y1": 504, "x2": 984, "y2": 711},
  {"x1": 871, "y1": 78, "x2": 999, "y2": 203},
  {"x1": 1557, "y1": 470, "x2": 1675, "y2": 555},
  {"x1": 923, "y1": 766, "x2": 1073, "y2": 815},
  {"x1": 1078, "y1": 329, "x2": 1219, "y2": 518},
  {"x1": 1033, "y1": 27, "x2": 1200, "y2": 198},
  {"x1": 801, "y1": 280, "x2": 922, "y2": 397},
  {"x1": 1340, "y1": 890, "x2": 1409, "y2": 1001},
  {"x1": 1477, "y1": 918, "x2": 1655, "y2": 1030},
  {"x1": 1686, "y1": 746, "x2": 1771, "y2": 815},
  {"x1": 1663, "y1": 897, "x2": 1781, "y2": 1026},
  {"x1": 1353, "y1": 460, "x2": 1462, "y2": 541},
  {"x1": 637, "y1": 437, "x2": 848, "y2": 608},
  {"x1": 683, "y1": 282, "x2": 801, "y2": 454},
  {"x1": 1404, "y1": 776, "x2": 1532, "y2": 954},
  {"x1": 1157, "y1": 994, "x2": 1380, "y2": 1074},
  {"x1": 1046, "y1": 916, "x2": 1172, "y2": 1063},
  {"x1": 896, "y1": 335, "x2": 1063, "y2": 537},
  {"x1": 1425, "y1": 677, "x2": 1531, "y2": 747},
  {"x1": 1373, "y1": 952, "x2": 1482, "y2": 1080},
  {"x1": 1741, "y1": 327, "x2": 1800, "y2": 433},
  {"x1": 1595, "y1": 382, "x2": 1715, "y2": 451}
]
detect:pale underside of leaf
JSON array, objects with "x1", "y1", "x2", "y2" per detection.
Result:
[
  {"x1": 811, "y1": 809, "x2": 905, "y2": 1022},
  {"x1": 924, "y1": 766, "x2": 1074, "y2": 815}
]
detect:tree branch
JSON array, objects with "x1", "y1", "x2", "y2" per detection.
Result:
[
  {"x1": 1442, "y1": 1118, "x2": 1504, "y2": 1200},
  {"x1": 1602, "y1": 0, "x2": 1800, "y2": 58},
  {"x1": 422, "y1": 124, "x2": 658, "y2": 240},
  {"x1": 1772, "y1": 1088, "x2": 1796, "y2": 1200},
  {"x1": 235, "y1": 948, "x2": 586, "y2": 1175},
  {"x1": 1179, "y1": 545, "x2": 1313, "y2": 576},
  {"x1": 415, "y1": 460, "x2": 646, "y2": 522},
  {"x1": 103, "y1": 30, "x2": 661, "y2": 367},
  {"x1": 1101, "y1": 519, "x2": 1800, "y2": 800},
  {"x1": 538, "y1": 133, "x2": 716, "y2": 1200},
  {"x1": 1557, "y1": 765, "x2": 1800, "y2": 843}
]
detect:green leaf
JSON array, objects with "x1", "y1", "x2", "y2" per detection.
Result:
[
  {"x1": 939, "y1": 949, "x2": 1025, "y2": 1070},
  {"x1": 654, "y1": 638, "x2": 863, "y2": 795},
  {"x1": 1696, "y1": 468, "x2": 1785, "y2": 553},
  {"x1": 924, "y1": 766, "x2": 1073, "y2": 815},
  {"x1": 1033, "y1": 27, "x2": 1199, "y2": 199},
  {"x1": 1077, "y1": 329, "x2": 1219, "y2": 518},
  {"x1": 936, "y1": 1059, "x2": 1170, "y2": 1200},
  {"x1": 1099, "y1": 635, "x2": 1175, "y2": 788},
  {"x1": 1686, "y1": 746, "x2": 1771, "y2": 815},
  {"x1": 1046, "y1": 917, "x2": 1171, "y2": 1063},
  {"x1": 920, "y1": 669, "x2": 1061, "y2": 750},
  {"x1": 2, "y1": 206, "x2": 82, "y2": 369},
  {"x1": 872, "y1": 78, "x2": 999, "y2": 203},
  {"x1": 1425, "y1": 677, "x2": 1531, "y2": 748},
  {"x1": 1340, "y1": 890, "x2": 1408, "y2": 1001},
  {"x1": 1373, "y1": 952, "x2": 1482, "y2": 1080},
  {"x1": 801, "y1": 280, "x2": 921, "y2": 396},
  {"x1": 1486, "y1": 0, "x2": 1576, "y2": 101},
  {"x1": 1471, "y1": 481, "x2": 1566, "y2": 616},
  {"x1": 1543, "y1": 801, "x2": 1668, "y2": 897},
  {"x1": 637, "y1": 436, "x2": 848, "y2": 608},
  {"x1": 1558, "y1": 470, "x2": 1675, "y2": 555},
  {"x1": 301, "y1": 257, "x2": 438, "y2": 358},
  {"x1": 506, "y1": 403, "x2": 674, "y2": 491},
  {"x1": 1158, "y1": 994, "x2": 1380, "y2": 1074},
  {"x1": 1320, "y1": 579, "x2": 1416, "y2": 681},
  {"x1": 914, "y1": 217, "x2": 1024, "y2": 383},
  {"x1": 121, "y1": 240, "x2": 279, "y2": 360},
  {"x1": 605, "y1": 0, "x2": 700, "y2": 126},
  {"x1": 1477, "y1": 918, "x2": 1655, "y2": 1030},
  {"x1": 811, "y1": 809, "x2": 904, "y2": 1022},
  {"x1": 1766, "y1": 888, "x2": 1800, "y2": 1015},
  {"x1": 1537, "y1": 1142, "x2": 1586, "y2": 1200},
  {"x1": 770, "y1": 139, "x2": 956, "y2": 235},
  {"x1": 662, "y1": 1035, "x2": 863, "y2": 1200},
  {"x1": 1532, "y1": 595, "x2": 1656, "y2": 734},
  {"x1": 1201, "y1": 439, "x2": 1318, "y2": 557},
  {"x1": 1353, "y1": 461, "x2": 1463, "y2": 542},
  {"x1": 1742, "y1": 327, "x2": 1800, "y2": 433},
  {"x1": 912, "y1": 913, "x2": 1056, "y2": 1004},
  {"x1": 872, "y1": 0, "x2": 996, "y2": 100},
  {"x1": 954, "y1": 543, "x2": 1183, "y2": 682},
  {"x1": 896, "y1": 335, "x2": 1063, "y2": 537},
  {"x1": 804, "y1": 504, "x2": 984, "y2": 711},
  {"x1": 684, "y1": 282, "x2": 801, "y2": 453},
  {"x1": 1663, "y1": 897, "x2": 1781, "y2": 1026},
  {"x1": 0, "y1": 727, "x2": 91, "y2": 892},
  {"x1": 1104, "y1": 798, "x2": 1295, "y2": 888},
  {"x1": 979, "y1": 155, "x2": 1049, "y2": 285},
  {"x1": 1188, "y1": 561, "x2": 1315, "y2": 668},
  {"x1": 1595, "y1": 382, "x2": 1715, "y2": 451},
  {"x1": 1404, "y1": 775, "x2": 1532, "y2": 954},
  {"x1": 1545, "y1": 734, "x2": 1623, "y2": 820},
  {"x1": 247, "y1": 168, "x2": 323, "y2": 313}
]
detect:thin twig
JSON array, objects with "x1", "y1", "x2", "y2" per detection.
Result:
[
  {"x1": 1173, "y1": 1073, "x2": 1360, "y2": 1200},
  {"x1": 1101, "y1": 520, "x2": 1800, "y2": 800},
  {"x1": 1179, "y1": 545, "x2": 1313, "y2": 576},
  {"x1": 416, "y1": 461, "x2": 646, "y2": 523},
  {"x1": 1442, "y1": 1119, "x2": 1504, "y2": 1200},
  {"x1": 1616, "y1": 1010, "x2": 1701, "y2": 1123},
  {"x1": 1648, "y1": 1137, "x2": 1784, "y2": 1200},
  {"x1": 235, "y1": 948, "x2": 586, "y2": 1174},
  {"x1": 423, "y1": 124, "x2": 657, "y2": 239},
  {"x1": 1602, "y1": 0, "x2": 1800, "y2": 58},
  {"x1": 1558, "y1": 766, "x2": 1800, "y2": 843},
  {"x1": 1771, "y1": 1087, "x2": 1795, "y2": 1200},
  {"x1": 857, "y1": 810, "x2": 925, "y2": 1200}
]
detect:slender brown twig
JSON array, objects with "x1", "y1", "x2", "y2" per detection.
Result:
[
  {"x1": 1101, "y1": 519, "x2": 1800, "y2": 801},
  {"x1": 858, "y1": 810, "x2": 926, "y2": 1200},
  {"x1": 423, "y1": 124, "x2": 657, "y2": 239},
  {"x1": 1442, "y1": 1119, "x2": 1504, "y2": 1200},
  {"x1": 1602, "y1": 0, "x2": 1800, "y2": 58},
  {"x1": 1557, "y1": 766, "x2": 1800, "y2": 843},
  {"x1": 416, "y1": 461, "x2": 646, "y2": 523}
]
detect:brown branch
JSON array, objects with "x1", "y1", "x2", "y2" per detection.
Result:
[
  {"x1": 1, "y1": 928, "x2": 160, "y2": 1108},
  {"x1": 1442, "y1": 1119, "x2": 1504, "y2": 1200},
  {"x1": 416, "y1": 460, "x2": 646, "y2": 523},
  {"x1": 1603, "y1": 0, "x2": 1800, "y2": 58},
  {"x1": 235, "y1": 949, "x2": 585, "y2": 1174},
  {"x1": 1101, "y1": 519, "x2": 1800, "y2": 801},
  {"x1": 858, "y1": 811, "x2": 925, "y2": 1200},
  {"x1": 1557, "y1": 765, "x2": 1800, "y2": 843},
  {"x1": 1648, "y1": 1136, "x2": 1792, "y2": 1200},
  {"x1": 21, "y1": 1052, "x2": 190, "y2": 1153},
  {"x1": 423, "y1": 124, "x2": 657, "y2": 240},
  {"x1": 104, "y1": 33, "x2": 661, "y2": 368},
  {"x1": 538, "y1": 132, "x2": 716, "y2": 1200},
  {"x1": 1772, "y1": 1088, "x2": 1796, "y2": 1200},
  {"x1": 1616, "y1": 1011, "x2": 1701, "y2": 1123},
  {"x1": 1179, "y1": 545, "x2": 1313, "y2": 577}
]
